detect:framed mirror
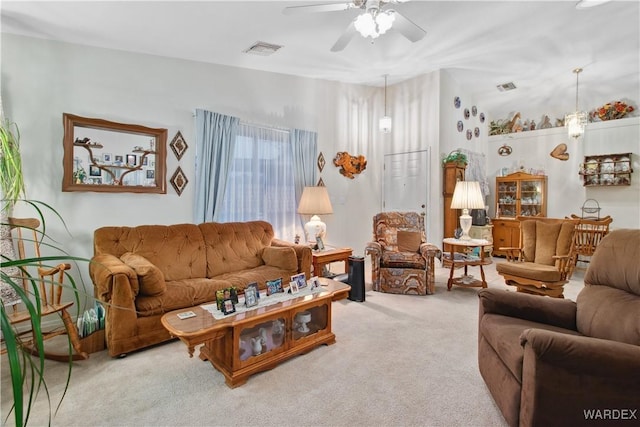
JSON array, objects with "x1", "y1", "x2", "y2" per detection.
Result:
[{"x1": 62, "y1": 113, "x2": 167, "y2": 193}]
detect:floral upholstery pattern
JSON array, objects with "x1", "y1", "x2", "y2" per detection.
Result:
[{"x1": 365, "y1": 212, "x2": 441, "y2": 295}]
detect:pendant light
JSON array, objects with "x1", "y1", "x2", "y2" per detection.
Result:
[
  {"x1": 379, "y1": 74, "x2": 392, "y2": 133},
  {"x1": 565, "y1": 68, "x2": 587, "y2": 139}
]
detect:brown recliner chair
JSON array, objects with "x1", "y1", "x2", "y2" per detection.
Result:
[
  {"x1": 478, "y1": 229, "x2": 640, "y2": 427},
  {"x1": 365, "y1": 211, "x2": 440, "y2": 295}
]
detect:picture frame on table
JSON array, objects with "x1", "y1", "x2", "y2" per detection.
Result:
[
  {"x1": 266, "y1": 278, "x2": 284, "y2": 296},
  {"x1": 114, "y1": 155, "x2": 124, "y2": 165},
  {"x1": 246, "y1": 282, "x2": 260, "y2": 300},
  {"x1": 102, "y1": 153, "x2": 112, "y2": 164},
  {"x1": 221, "y1": 299, "x2": 236, "y2": 315},
  {"x1": 89, "y1": 165, "x2": 102, "y2": 177},
  {"x1": 309, "y1": 276, "x2": 321, "y2": 290},
  {"x1": 289, "y1": 280, "x2": 299, "y2": 295},
  {"x1": 290, "y1": 272, "x2": 306, "y2": 290},
  {"x1": 126, "y1": 154, "x2": 137, "y2": 166},
  {"x1": 316, "y1": 236, "x2": 325, "y2": 251},
  {"x1": 244, "y1": 286, "x2": 259, "y2": 308}
]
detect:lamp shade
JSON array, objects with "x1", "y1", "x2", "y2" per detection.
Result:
[
  {"x1": 297, "y1": 186, "x2": 333, "y2": 215},
  {"x1": 450, "y1": 181, "x2": 485, "y2": 210}
]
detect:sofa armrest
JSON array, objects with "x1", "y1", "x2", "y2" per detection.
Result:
[
  {"x1": 271, "y1": 238, "x2": 312, "y2": 279},
  {"x1": 478, "y1": 288, "x2": 577, "y2": 330},
  {"x1": 519, "y1": 329, "x2": 640, "y2": 425},
  {"x1": 89, "y1": 254, "x2": 139, "y2": 302},
  {"x1": 365, "y1": 241, "x2": 382, "y2": 259}
]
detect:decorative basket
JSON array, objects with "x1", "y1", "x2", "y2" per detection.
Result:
[{"x1": 581, "y1": 199, "x2": 601, "y2": 219}]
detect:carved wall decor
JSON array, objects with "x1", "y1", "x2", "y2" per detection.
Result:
[
  {"x1": 317, "y1": 177, "x2": 325, "y2": 186},
  {"x1": 170, "y1": 166, "x2": 189, "y2": 195},
  {"x1": 170, "y1": 131, "x2": 188, "y2": 160},
  {"x1": 317, "y1": 152, "x2": 325, "y2": 172},
  {"x1": 333, "y1": 151, "x2": 367, "y2": 179},
  {"x1": 550, "y1": 143, "x2": 570, "y2": 161}
]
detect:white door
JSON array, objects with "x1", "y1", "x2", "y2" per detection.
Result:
[{"x1": 383, "y1": 150, "x2": 429, "y2": 213}]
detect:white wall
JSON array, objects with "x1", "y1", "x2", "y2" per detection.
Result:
[{"x1": 486, "y1": 118, "x2": 640, "y2": 228}]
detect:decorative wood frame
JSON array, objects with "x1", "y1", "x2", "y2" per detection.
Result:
[
  {"x1": 62, "y1": 113, "x2": 167, "y2": 193},
  {"x1": 170, "y1": 166, "x2": 188, "y2": 196},
  {"x1": 317, "y1": 152, "x2": 325, "y2": 172},
  {"x1": 170, "y1": 131, "x2": 188, "y2": 160}
]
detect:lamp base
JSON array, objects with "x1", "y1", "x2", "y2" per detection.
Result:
[
  {"x1": 304, "y1": 215, "x2": 326, "y2": 242},
  {"x1": 459, "y1": 211, "x2": 473, "y2": 241}
]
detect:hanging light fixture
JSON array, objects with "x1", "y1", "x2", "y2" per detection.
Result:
[
  {"x1": 565, "y1": 67, "x2": 588, "y2": 139},
  {"x1": 354, "y1": 2, "x2": 396, "y2": 39},
  {"x1": 379, "y1": 74, "x2": 392, "y2": 133}
]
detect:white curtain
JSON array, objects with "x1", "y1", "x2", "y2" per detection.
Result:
[{"x1": 217, "y1": 123, "x2": 299, "y2": 240}]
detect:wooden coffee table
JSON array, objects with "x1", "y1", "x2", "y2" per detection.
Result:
[{"x1": 161, "y1": 278, "x2": 350, "y2": 388}]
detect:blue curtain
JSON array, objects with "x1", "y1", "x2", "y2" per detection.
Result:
[
  {"x1": 194, "y1": 109, "x2": 239, "y2": 223},
  {"x1": 290, "y1": 128, "x2": 318, "y2": 228}
]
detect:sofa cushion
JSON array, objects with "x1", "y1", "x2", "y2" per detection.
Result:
[
  {"x1": 577, "y1": 285, "x2": 640, "y2": 346},
  {"x1": 199, "y1": 221, "x2": 274, "y2": 278},
  {"x1": 135, "y1": 278, "x2": 229, "y2": 316},
  {"x1": 120, "y1": 252, "x2": 166, "y2": 296},
  {"x1": 584, "y1": 229, "x2": 640, "y2": 295},
  {"x1": 397, "y1": 230, "x2": 421, "y2": 252},
  {"x1": 262, "y1": 246, "x2": 298, "y2": 271},
  {"x1": 215, "y1": 265, "x2": 298, "y2": 289},
  {"x1": 381, "y1": 251, "x2": 425, "y2": 269},
  {"x1": 479, "y1": 313, "x2": 583, "y2": 382},
  {"x1": 495, "y1": 261, "x2": 562, "y2": 282},
  {"x1": 534, "y1": 222, "x2": 562, "y2": 265}
]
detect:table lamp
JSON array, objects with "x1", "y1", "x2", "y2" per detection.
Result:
[
  {"x1": 297, "y1": 186, "x2": 333, "y2": 243},
  {"x1": 450, "y1": 181, "x2": 485, "y2": 240}
]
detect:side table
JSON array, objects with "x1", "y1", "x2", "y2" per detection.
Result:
[
  {"x1": 312, "y1": 247, "x2": 353, "y2": 277},
  {"x1": 442, "y1": 238, "x2": 492, "y2": 290}
]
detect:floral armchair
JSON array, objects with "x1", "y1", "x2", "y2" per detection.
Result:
[{"x1": 365, "y1": 212, "x2": 441, "y2": 295}]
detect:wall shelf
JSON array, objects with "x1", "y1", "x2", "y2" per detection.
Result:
[{"x1": 579, "y1": 153, "x2": 632, "y2": 187}]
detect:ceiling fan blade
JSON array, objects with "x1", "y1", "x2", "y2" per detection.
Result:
[
  {"x1": 390, "y1": 10, "x2": 426, "y2": 42},
  {"x1": 331, "y1": 21, "x2": 358, "y2": 52},
  {"x1": 283, "y1": 2, "x2": 356, "y2": 15}
]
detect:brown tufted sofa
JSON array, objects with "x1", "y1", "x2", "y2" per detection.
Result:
[
  {"x1": 478, "y1": 229, "x2": 640, "y2": 426},
  {"x1": 89, "y1": 221, "x2": 311, "y2": 357}
]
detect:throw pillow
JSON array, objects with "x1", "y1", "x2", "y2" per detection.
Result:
[
  {"x1": 397, "y1": 230, "x2": 422, "y2": 252},
  {"x1": 262, "y1": 246, "x2": 298, "y2": 271},
  {"x1": 120, "y1": 252, "x2": 166, "y2": 296}
]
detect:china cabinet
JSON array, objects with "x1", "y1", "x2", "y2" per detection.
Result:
[
  {"x1": 492, "y1": 172, "x2": 547, "y2": 256},
  {"x1": 578, "y1": 153, "x2": 632, "y2": 186}
]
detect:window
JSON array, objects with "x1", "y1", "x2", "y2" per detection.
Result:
[{"x1": 217, "y1": 123, "x2": 299, "y2": 240}]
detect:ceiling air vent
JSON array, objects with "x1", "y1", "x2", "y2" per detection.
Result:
[
  {"x1": 497, "y1": 82, "x2": 517, "y2": 92},
  {"x1": 243, "y1": 41, "x2": 283, "y2": 56}
]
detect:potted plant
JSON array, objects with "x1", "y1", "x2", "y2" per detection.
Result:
[
  {"x1": 442, "y1": 150, "x2": 468, "y2": 166},
  {"x1": 1, "y1": 117, "x2": 88, "y2": 427}
]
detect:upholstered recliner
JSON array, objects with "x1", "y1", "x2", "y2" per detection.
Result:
[
  {"x1": 365, "y1": 211, "x2": 440, "y2": 295},
  {"x1": 478, "y1": 229, "x2": 640, "y2": 427},
  {"x1": 496, "y1": 217, "x2": 578, "y2": 298}
]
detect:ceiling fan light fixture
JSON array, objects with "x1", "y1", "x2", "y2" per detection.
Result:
[
  {"x1": 379, "y1": 74, "x2": 392, "y2": 133},
  {"x1": 354, "y1": 10, "x2": 395, "y2": 39}
]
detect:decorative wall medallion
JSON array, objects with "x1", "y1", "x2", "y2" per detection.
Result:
[
  {"x1": 472, "y1": 106, "x2": 478, "y2": 117},
  {"x1": 479, "y1": 112, "x2": 485, "y2": 123},
  {"x1": 170, "y1": 131, "x2": 188, "y2": 160},
  {"x1": 498, "y1": 144, "x2": 513, "y2": 156},
  {"x1": 550, "y1": 143, "x2": 569, "y2": 161},
  {"x1": 474, "y1": 127, "x2": 480, "y2": 138},
  {"x1": 170, "y1": 166, "x2": 188, "y2": 195},
  {"x1": 317, "y1": 152, "x2": 326, "y2": 172},
  {"x1": 454, "y1": 96, "x2": 461, "y2": 108},
  {"x1": 457, "y1": 120, "x2": 464, "y2": 132},
  {"x1": 317, "y1": 177, "x2": 325, "y2": 186},
  {"x1": 333, "y1": 151, "x2": 367, "y2": 179},
  {"x1": 466, "y1": 129, "x2": 472, "y2": 140},
  {"x1": 464, "y1": 108, "x2": 470, "y2": 119}
]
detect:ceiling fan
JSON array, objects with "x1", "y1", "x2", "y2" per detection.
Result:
[{"x1": 283, "y1": 0, "x2": 426, "y2": 52}]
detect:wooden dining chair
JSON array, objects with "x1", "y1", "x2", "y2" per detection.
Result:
[
  {"x1": 566, "y1": 214, "x2": 613, "y2": 265},
  {"x1": 2, "y1": 217, "x2": 88, "y2": 361}
]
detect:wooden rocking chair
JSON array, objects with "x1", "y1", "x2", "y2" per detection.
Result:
[
  {"x1": 567, "y1": 214, "x2": 613, "y2": 265},
  {"x1": 1, "y1": 217, "x2": 88, "y2": 361}
]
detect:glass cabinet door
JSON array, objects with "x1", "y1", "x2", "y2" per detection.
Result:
[
  {"x1": 239, "y1": 317, "x2": 286, "y2": 362},
  {"x1": 292, "y1": 304, "x2": 328, "y2": 341},
  {"x1": 519, "y1": 180, "x2": 543, "y2": 217},
  {"x1": 496, "y1": 180, "x2": 517, "y2": 218}
]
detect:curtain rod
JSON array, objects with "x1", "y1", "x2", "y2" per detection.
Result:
[{"x1": 239, "y1": 120, "x2": 290, "y2": 134}]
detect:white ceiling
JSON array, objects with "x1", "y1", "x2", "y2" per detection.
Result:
[{"x1": 2, "y1": 0, "x2": 639, "y2": 116}]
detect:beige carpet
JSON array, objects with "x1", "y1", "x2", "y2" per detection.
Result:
[{"x1": 1, "y1": 259, "x2": 587, "y2": 427}]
